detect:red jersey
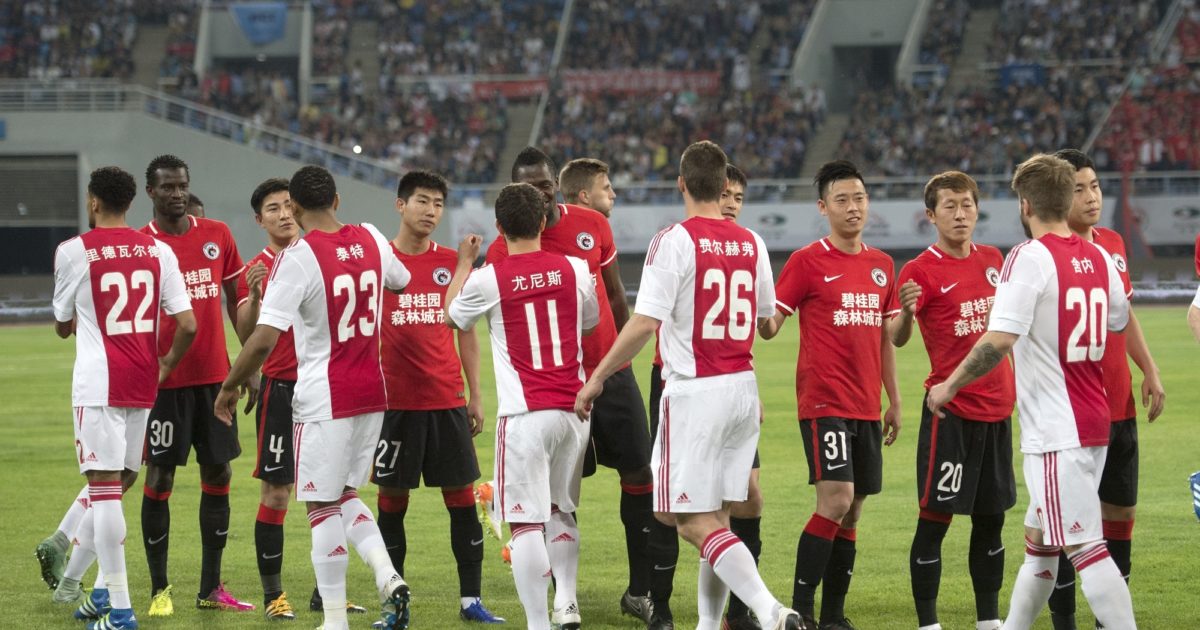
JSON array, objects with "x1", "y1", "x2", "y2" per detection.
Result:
[
  {"x1": 774, "y1": 238, "x2": 900, "y2": 421},
  {"x1": 235, "y1": 247, "x2": 298, "y2": 380},
  {"x1": 486, "y1": 203, "x2": 617, "y2": 375},
  {"x1": 1092, "y1": 227, "x2": 1135, "y2": 421},
  {"x1": 897, "y1": 243, "x2": 1015, "y2": 421},
  {"x1": 141, "y1": 216, "x2": 244, "y2": 388},
  {"x1": 381, "y1": 241, "x2": 465, "y2": 410}
]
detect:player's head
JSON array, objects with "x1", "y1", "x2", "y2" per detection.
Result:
[
  {"x1": 560, "y1": 158, "x2": 615, "y2": 218},
  {"x1": 494, "y1": 182, "x2": 547, "y2": 242},
  {"x1": 145, "y1": 154, "x2": 190, "y2": 219},
  {"x1": 678, "y1": 140, "x2": 728, "y2": 204},
  {"x1": 395, "y1": 170, "x2": 449, "y2": 238},
  {"x1": 288, "y1": 165, "x2": 339, "y2": 226},
  {"x1": 87, "y1": 166, "x2": 137, "y2": 227},
  {"x1": 251, "y1": 177, "x2": 297, "y2": 243},
  {"x1": 1055, "y1": 148, "x2": 1102, "y2": 232},
  {"x1": 186, "y1": 193, "x2": 205, "y2": 218},
  {"x1": 720, "y1": 163, "x2": 747, "y2": 221},
  {"x1": 923, "y1": 171, "x2": 980, "y2": 247},
  {"x1": 1011, "y1": 153, "x2": 1075, "y2": 237},
  {"x1": 814, "y1": 160, "x2": 869, "y2": 238},
  {"x1": 511, "y1": 146, "x2": 558, "y2": 213}
]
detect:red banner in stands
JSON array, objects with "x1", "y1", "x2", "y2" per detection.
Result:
[
  {"x1": 472, "y1": 79, "x2": 548, "y2": 99},
  {"x1": 560, "y1": 70, "x2": 722, "y2": 95}
]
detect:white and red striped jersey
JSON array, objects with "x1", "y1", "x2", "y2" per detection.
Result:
[
  {"x1": 448, "y1": 251, "x2": 598, "y2": 417},
  {"x1": 52, "y1": 227, "x2": 191, "y2": 408},
  {"x1": 636, "y1": 217, "x2": 774, "y2": 382},
  {"x1": 257, "y1": 223, "x2": 410, "y2": 422},
  {"x1": 988, "y1": 233, "x2": 1129, "y2": 454}
]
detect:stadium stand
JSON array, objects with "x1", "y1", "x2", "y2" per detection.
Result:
[
  {"x1": 918, "y1": 0, "x2": 970, "y2": 66},
  {"x1": 0, "y1": 0, "x2": 136, "y2": 79},
  {"x1": 987, "y1": 0, "x2": 1161, "y2": 64}
]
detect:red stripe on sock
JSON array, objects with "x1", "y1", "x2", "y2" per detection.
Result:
[
  {"x1": 442, "y1": 487, "x2": 475, "y2": 508},
  {"x1": 620, "y1": 482, "x2": 654, "y2": 495},
  {"x1": 88, "y1": 481, "x2": 123, "y2": 503},
  {"x1": 918, "y1": 509, "x2": 953, "y2": 524},
  {"x1": 803, "y1": 513, "x2": 840, "y2": 540},
  {"x1": 510, "y1": 523, "x2": 545, "y2": 539},
  {"x1": 1102, "y1": 519, "x2": 1134, "y2": 541},
  {"x1": 1024, "y1": 537, "x2": 1059, "y2": 557},
  {"x1": 701, "y1": 528, "x2": 741, "y2": 566},
  {"x1": 200, "y1": 483, "x2": 230, "y2": 496},
  {"x1": 1069, "y1": 544, "x2": 1111, "y2": 572},
  {"x1": 378, "y1": 494, "x2": 409, "y2": 513},
  {"x1": 338, "y1": 489, "x2": 359, "y2": 505},
  {"x1": 143, "y1": 486, "x2": 171, "y2": 501},
  {"x1": 836, "y1": 527, "x2": 857, "y2": 542},
  {"x1": 257, "y1": 504, "x2": 287, "y2": 525},
  {"x1": 307, "y1": 506, "x2": 340, "y2": 528}
]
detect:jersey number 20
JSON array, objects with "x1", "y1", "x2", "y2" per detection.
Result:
[{"x1": 1064, "y1": 286, "x2": 1107, "y2": 362}]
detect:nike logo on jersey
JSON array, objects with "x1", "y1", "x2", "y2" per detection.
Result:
[
  {"x1": 987, "y1": 547, "x2": 1005, "y2": 557},
  {"x1": 827, "y1": 463, "x2": 848, "y2": 470},
  {"x1": 376, "y1": 471, "x2": 396, "y2": 477},
  {"x1": 261, "y1": 552, "x2": 282, "y2": 560},
  {"x1": 263, "y1": 465, "x2": 284, "y2": 472},
  {"x1": 147, "y1": 534, "x2": 167, "y2": 545},
  {"x1": 936, "y1": 494, "x2": 957, "y2": 501},
  {"x1": 915, "y1": 557, "x2": 940, "y2": 565},
  {"x1": 470, "y1": 539, "x2": 484, "y2": 546},
  {"x1": 940, "y1": 283, "x2": 959, "y2": 293},
  {"x1": 823, "y1": 274, "x2": 844, "y2": 283},
  {"x1": 151, "y1": 448, "x2": 169, "y2": 456}
]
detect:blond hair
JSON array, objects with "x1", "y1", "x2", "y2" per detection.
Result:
[{"x1": 1011, "y1": 154, "x2": 1075, "y2": 222}]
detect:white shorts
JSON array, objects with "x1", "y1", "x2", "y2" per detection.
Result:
[
  {"x1": 294, "y1": 413, "x2": 383, "y2": 502},
  {"x1": 494, "y1": 409, "x2": 588, "y2": 524},
  {"x1": 1022, "y1": 446, "x2": 1107, "y2": 547},
  {"x1": 653, "y1": 372, "x2": 760, "y2": 513},
  {"x1": 73, "y1": 406, "x2": 149, "y2": 473}
]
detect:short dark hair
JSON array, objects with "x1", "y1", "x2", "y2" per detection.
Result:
[
  {"x1": 814, "y1": 160, "x2": 866, "y2": 200},
  {"x1": 1053, "y1": 148, "x2": 1096, "y2": 172},
  {"x1": 725, "y1": 163, "x2": 747, "y2": 189},
  {"x1": 396, "y1": 170, "x2": 449, "y2": 202},
  {"x1": 495, "y1": 183, "x2": 546, "y2": 240},
  {"x1": 187, "y1": 193, "x2": 203, "y2": 208},
  {"x1": 289, "y1": 165, "x2": 337, "y2": 211},
  {"x1": 88, "y1": 166, "x2": 137, "y2": 213},
  {"x1": 145, "y1": 154, "x2": 189, "y2": 187},
  {"x1": 923, "y1": 171, "x2": 979, "y2": 210},
  {"x1": 251, "y1": 178, "x2": 290, "y2": 214},
  {"x1": 559, "y1": 158, "x2": 609, "y2": 203},
  {"x1": 679, "y1": 141, "x2": 728, "y2": 202},
  {"x1": 511, "y1": 146, "x2": 556, "y2": 182}
]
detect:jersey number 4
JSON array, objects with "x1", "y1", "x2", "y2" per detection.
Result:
[
  {"x1": 100, "y1": 270, "x2": 155, "y2": 336},
  {"x1": 1064, "y1": 287, "x2": 1108, "y2": 362},
  {"x1": 333, "y1": 270, "x2": 378, "y2": 342},
  {"x1": 701, "y1": 268, "x2": 753, "y2": 340}
]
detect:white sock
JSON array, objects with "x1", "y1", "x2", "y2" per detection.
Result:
[
  {"x1": 545, "y1": 508, "x2": 579, "y2": 610},
  {"x1": 338, "y1": 492, "x2": 396, "y2": 594},
  {"x1": 702, "y1": 529, "x2": 780, "y2": 626},
  {"x1": 57, "y1": 486, "x2": 91, "y2": 541},
  {"x1": 64, "y1": 508, "x2": 97, "y2": 581},
  {"x1": 1002, "y1": 539, "x2": 1059, "y2": 630},
  {"x1": 919, "y1": 625, "x2": 944, "y2": 630},
  {"x1": 461, "y1": 596, "x2": 480, "y2": 609},
  {"x1": 1071, "y1": 544, "x2": 1137, "y2": 629},
  {"x1": 94, "y1": 570, "x2": 106, "y2": 590},
  {"x1": 309, "y1": 506, "x2": 349, "y2": 629},
  {"x1": 697, "y1": 558, "x2": 729, "y2": 630},
  {"x1": 508, "y1": 525, "x2": 552, "y2": 630},
  {"x1": 977, "y1": 620, "x2": 1001, "y2": 630},
  {"x1": 89, "y1": 481, "x2": 128, "y2": 609}
]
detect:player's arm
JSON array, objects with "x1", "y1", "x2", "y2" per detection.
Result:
[
  {"x1": 881, "y1": 326, "x2": 901, "y2": 445},
  {"x1": 601, "y1": 261, "x2": 630, "y2": 330},
  {"x1": 1123, "y1": 310, "x2": 1164, "y2": 421},
  {"x1": 445, "y1": 235, "x2": 483, "y2": 330},
  {"x1": 575, "y1": 313, "x2": 659, "y2": 420},
  {"x1": 159, "y1": 309, "x2": 198, "y2": 383},
  {"x1": 51, "y1": 244, "x2": 79, "y2": 339},
  {"x1": 235, "y1": 262, "x2": 267, "y2": 344},
  {"x1": 888, "y1": 279, "x2": 922, "y2": 346},
  {"x1": 222, "y1": 276, "x2": 240, "y2": 326},
  {"x1": 216, "y1": 324, "x2": 282, "y2": 424},
  {"x1": 758, "y1": 309, "x2": 788, "y2": 339},
  {"x1": 457, "y1": 327, "x2": 484, "y2": 435},
  {"x1": 1189, "y1": 303, "x2": 1200, "y2": 344},
  {"x1": 927, "y1": 330, "x2": 1018, "y2": 417}
]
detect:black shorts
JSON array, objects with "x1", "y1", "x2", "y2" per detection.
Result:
[
  {"x1": 372, "y1": 407, "x2": 480, "y2": 489},
  {"x1": 649, "y1": 364, "x2": 759, "y2": 468},
  {"x1": 1099, "y1": 419, "x2": 1138, "y2": 507},
  {"x1": 145, "y1": 383, "x2": 241, "y2": 467},
  {"x1": 799, "y1": 417, "x2": 882, "y2": 495},
  {"x1": 582, "y1": 366, "x2": 652, "y2": 477},
  {"x1": 916, "y1": 397, "x2": 1016, "y2": 515},
  {"x1": 251, "y1": 376, "x2": 296, "y2": 485}
]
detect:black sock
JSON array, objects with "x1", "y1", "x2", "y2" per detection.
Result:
[
  {"x1": 1047, "y1": 551, "x2": 1076, "y2": 620},
  {"x1": 820, "y1": 532, "x2": 856, "y2": 624},
  {"x1": 646, "y1": 517, "x2": 679, "y2": 619},
  {"x1": 910, "y1": 516, "x2": 950, "y2": 627},
  {"x1": 255, "y1": 504, "x2": 286, "y2": 601},
  {"x1": 141, "y1": 488, "x2": 171, "y2": 594},
  {"x1": 793, "y1": 514, "x2": 839, "y2": 617},
  {"x1": 377, "y1": 496, "x2": 408, "y2": 577},
  {"x1": 448, "y1": 505, "x2": 483, "y2": 598},
  {"x1": 620, "y1": 486, "x2": 653, "y2": 596},
  {"x1": 969, "y1": 512, "x2": 1005, "y2": 622},
  {"x1": 727, "y1": 515, "x2": 762, "y2": 618},
  {"x1": 1106, "y1": 537, "x2": 1132, "y2": 580},
  {"x1": 198, "y1": 487, "x2": 230, "y2": 597}
]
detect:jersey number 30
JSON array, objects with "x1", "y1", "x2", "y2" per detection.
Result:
[{"x1": 701, "y1": 268, "x2": 753, "y2": 340}]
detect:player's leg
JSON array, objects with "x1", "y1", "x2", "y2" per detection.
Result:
[
  {"x1": 37, "y1": 485, "x2": 90, "y2": 591},
  {"x1": 645, "y1": 363, "x2": 680, "y2": 627},
  {"x1": 794, "y1": 417, "x2": 857, "y2": 624},
  {"x1": 966, "y1": 418, "x2": 1015, "y2": 630},
  {"x1": 1098, "y1": 420, "x2": 1138, "y2": 584},
  {"x1": 725, "y1": 463, "x2": 763, "y2": 629},
  {"x1": 508, "y1": 522, "x2": 553, "y2": 630},
  {"x1": 910, "y1": 400, "x2": 953, "y2": 630},
  {"x1": 142, "y1": 388, "x2": 189, "y2": 609},
  {"x1": 191, "y1": 384, "x2": 249, "y2": 609},
  {"x1": 544, "y1": 411, "x2": 589, "y2": 627},
  {"x1": 372, "y1": 411, "x2": 414, "y2": 578},
  {"x1": 251, "y1": 376, "x2": 296, "y2": 618}
]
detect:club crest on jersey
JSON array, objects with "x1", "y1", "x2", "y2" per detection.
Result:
[
  {"x1": 1112, "y1": 253, "x2": 1127, "y2": 273},
  {"x1": 986, "y1": 266, "x2": 1000, "y2": 287},
  {"x1": 870, "y1": 268, "x2": 887, "y2": 287},
  {"x1": 202, "y1": 241, "x2": 220, "y2": 260},
  {"x1": 576, "y1": 232, "x2": 595, "y2": 251},
  {"x1": 433, "y1": 266, "x2": 452, "y2": 286}
]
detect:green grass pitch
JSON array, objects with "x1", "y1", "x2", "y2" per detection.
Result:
[{"x1": 2, "y1": 305, "x2": 1197, "y2": 628}]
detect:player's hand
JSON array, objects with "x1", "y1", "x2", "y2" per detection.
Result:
[
  {"x1": 467, "y1": 397, "x2": 485, "y2": 436},
  {"x1": 245, "y1": 261, "x2": 267, "y2": 302},
  {"x1": 927, "y1": 382, "x2": 953, "y2": 419},
  {"x1": 758, "y1": 400, "x2": 765, "y2": 425},
  {"x1": 1142, "y1": 371, "x2": 1165, "y2": 422},
  {"x1": 241, "y1": 374, "x2": 260, "y2": 415},
  {"x1": 573, "y1": 378, "x2": 604, "y2": 421},
  {"x1": 899, "y1": 280, "x2": 921, "y2": 315},
  {"x1": 882, "y1": 402, "x2": 901, "y2": 445},
  {"x1": 458, "y1": 234, "x2": 483, "y2": 265},
  {"x1": 213, "y1": 385, "x2": 239, "y2": 426}
]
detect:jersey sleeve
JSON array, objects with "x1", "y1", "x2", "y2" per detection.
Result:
[
  {"x1": 485, "y1": 236, "x2": 509, "y2": 265},
  {"x1": 634, "y1": 227, "x2": 686, "y2": 322},
  {"x1": 448, "y1": 267, "x2": 497, "y2": 331},
  {"x1": 258, "y1": 247, "x2": 308, "y2": 332},
  {"x1": 1102, "y1": 253, "x2": 1131, "y2": 332},
  {"x1": 597, "y1": 216, "x2": 617, "y2": 268},
  {"x1": 881, "y1": 259, "x2": 901, "y2": 319},
  {"x1": 573, "y1": 258, "x2": 600, "y2": 330},
  {"x1": 235, "y1": 262, "x2": 252, "y2": 307},
  {"x1": 51, "y1": 241, "x2": 81, "y2": 322},
  {"x1": 157, "y1": 242, "x2": 192, "y2": 315},
  {"x1": 752, "y1": 231, "x2": 776, "y2": 319},
  {"x1": 219, "y1": 223, "x2": 245, "y2": 282},
  {"x1": 383, "y1": 249, "x2": 412, "y2": 292},
  {"x1": 773, "y1": 250, "x2": 808, "y2": 316},
  {"x1": 897, "y1": 260, "x2": 927, "y2": 313},
  {"x1": 988, "y1": 243, "x2": 1047, "y2": 337}
]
